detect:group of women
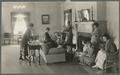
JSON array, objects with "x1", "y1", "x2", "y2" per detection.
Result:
[
  {"x1": 82, "y1": 22, "x2": 118, "y2": 72},
  {"x1": 19, "y1": 22, "x2": 118, "y2": 72}
]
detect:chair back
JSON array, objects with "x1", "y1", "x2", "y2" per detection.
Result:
[{"x1": 4, "y1": 33, "x2": 11, "y2": 38}]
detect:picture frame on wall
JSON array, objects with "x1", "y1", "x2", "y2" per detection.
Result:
[
  {"x1": 80, "y1": 9, "x2": 91, "y2": 22},
  {"x1": 42, "y1": 15, "x2": 50, "y2": 24}
]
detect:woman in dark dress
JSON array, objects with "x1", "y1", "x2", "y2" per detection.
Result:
[
  {"x1": 91, "y1": 22, "x2": 101, "y2": 57},
  {"x1": 64, "y1": 24, "x2": 73, "y2": 52},
  {"x1": 102, "y1": 34, "x2": 118, "y2": 72},
  {"x1": 44, "y1": 27, "x2": 57, "y2": 49}
]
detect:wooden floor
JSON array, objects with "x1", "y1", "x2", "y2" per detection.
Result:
[{"x1": 1, "y1": 45, "x2": 106, "y2": 75}]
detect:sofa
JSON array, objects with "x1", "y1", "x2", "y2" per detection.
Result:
[{"x1": 40, "y1": 43, "x2": 66, "y2": 64}]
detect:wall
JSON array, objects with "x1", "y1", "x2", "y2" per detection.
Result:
[
  {"x1": 96, "y1": 2, "x2": 107, "y2": 35},
  {"x1": 2, "y1": 2, "x2": 62, "y2": 42},
  {"x1": 97, "y1": 1, "x2": 106, "y2": 21},
  {"x1": 106, "y1": 1, "x2": 119, "y2": 49}
]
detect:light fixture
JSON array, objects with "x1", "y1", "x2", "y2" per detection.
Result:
[{"x1": 13, "y1": 5, "x2": 26, "y2": 9}]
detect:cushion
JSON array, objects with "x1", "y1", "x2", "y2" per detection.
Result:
[{"x1": 48, "y1": 47, "x2": 65, "y2": 54}]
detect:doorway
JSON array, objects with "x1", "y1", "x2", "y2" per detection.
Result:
[{"x1": 11, "y1": 12, "x2": 30, "y2": 44}]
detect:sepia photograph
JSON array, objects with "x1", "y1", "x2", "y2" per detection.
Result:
[{"x1": 1, "y1": 0, "x2": 119, "y2": 75}]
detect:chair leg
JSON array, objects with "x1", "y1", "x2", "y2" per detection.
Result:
[
  {"x1": 38, "y1": 50, "x2": 40, "y2": 65},
  {"x1": 29, "y1": 55, "x2": 32, "y2": 66},
  {"x1": 19, "y1": 48, "x2": 24, "y2": 60},
  {"x1": 28, "y1": 49, "x2": 32, "y2": 66},
  {"x1": 33, "y1": 51, "x2": 35, "y2": 63}
]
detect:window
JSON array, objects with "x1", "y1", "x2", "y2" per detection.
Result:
[{"x1": 13, "y1": 14, "x2": 27, "y2": 35}]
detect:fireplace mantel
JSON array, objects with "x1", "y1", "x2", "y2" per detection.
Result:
[{"x1": 73, "y1": 21, "x2": 94, "y2": 51}]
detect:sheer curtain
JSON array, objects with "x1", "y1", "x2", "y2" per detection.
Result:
[
  {"x1": 11, "y1": 12, "x2": 30, "y2": 44},
  {"x1": 13, "y1": 14, "x2": 27, "y2": 35}
]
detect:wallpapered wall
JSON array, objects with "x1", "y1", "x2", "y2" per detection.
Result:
[{"x1": 106, "y1": 1, "x2": 119, "y2": 49}]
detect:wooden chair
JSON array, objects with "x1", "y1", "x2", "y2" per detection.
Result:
[
  {"x1": 3, "y1": 33, "x2": 12, "y2": 45},
  {"x1": 103, "y1": 50, "x2": 119, "y2": 73}
]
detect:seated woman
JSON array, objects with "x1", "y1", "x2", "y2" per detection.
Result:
[
  {"x1": 78, "y1": 41, "x2": 95, "y2": 66},
  {"x1": 76, "y1": 40, "x2": 89, "y2": 56},
  {"x1": 102, "y1": 34, "x2": 117, "y2": 71},
  {"x1": 41, "y1": 27, "x2": 59, "y2": 55},
  {"x1": 43, "y1": 27, "x2": 58, "y2": 49},
  {"x1": 82, "y1": 40, "x2": 89, "y2": 53},
  {"x1": 92, "y1": 43, "x2": 106, "y2": 70},
  {"x1": 92, "y1": 33, "x2": 117, "y2": 71},
  {"x1": 53, "y1": 32, "x2": 61, "y2": 46}
]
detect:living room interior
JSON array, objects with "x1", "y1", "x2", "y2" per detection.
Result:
[{"x1": 1, "y1": 0, "x2": 119, "y2": 74}]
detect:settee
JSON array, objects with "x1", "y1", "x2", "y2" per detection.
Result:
[{"x1": 40, "y1": 43, "x2": 66, "y2": 64}]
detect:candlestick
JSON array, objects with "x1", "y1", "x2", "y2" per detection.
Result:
[
  {"x1": 75, "y1": 9, "x2": 78, "y2": 22},
  {"x1": 91, "y1": 6, "x2": 93, "y2": 21}
]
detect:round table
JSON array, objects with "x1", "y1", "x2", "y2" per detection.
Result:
[{"x1": 28, "y1": 43, "x2": 42, "y2": 66}]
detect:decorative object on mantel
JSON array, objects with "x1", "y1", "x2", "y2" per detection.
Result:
[
  {"x1": 78, "y1": 10, "x2": 82, "y2": 22},
  {"x1": 42, "y1": 14, "x2": 50, "y2": 24},
  {"x1": 64, "y1": 9, "x2": 72, "y2": 30},
  {"x1": 73, "y1": 9, "x2": 79, "y2": 51},
  {"x1": 91, "y1": 6, "x2": 94, "y2": 21},
  {"x1": 75, "y1": 9, "x2": 78, "y2": 22}
]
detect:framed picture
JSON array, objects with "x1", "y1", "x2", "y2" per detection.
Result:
[
  {"x1": 42, "y1": 15, "x2": 50, "y2": 24},
  {"x1": 80, "y1": 9, "x2": 91, "y2": 22}
]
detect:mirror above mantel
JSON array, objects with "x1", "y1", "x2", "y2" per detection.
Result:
[
  {"x1": 74, "y1": 6, "x2": 94, "y2": 22},
  {"x1": 78, "y1": 9, "x2": 91, "y2": 22}
]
